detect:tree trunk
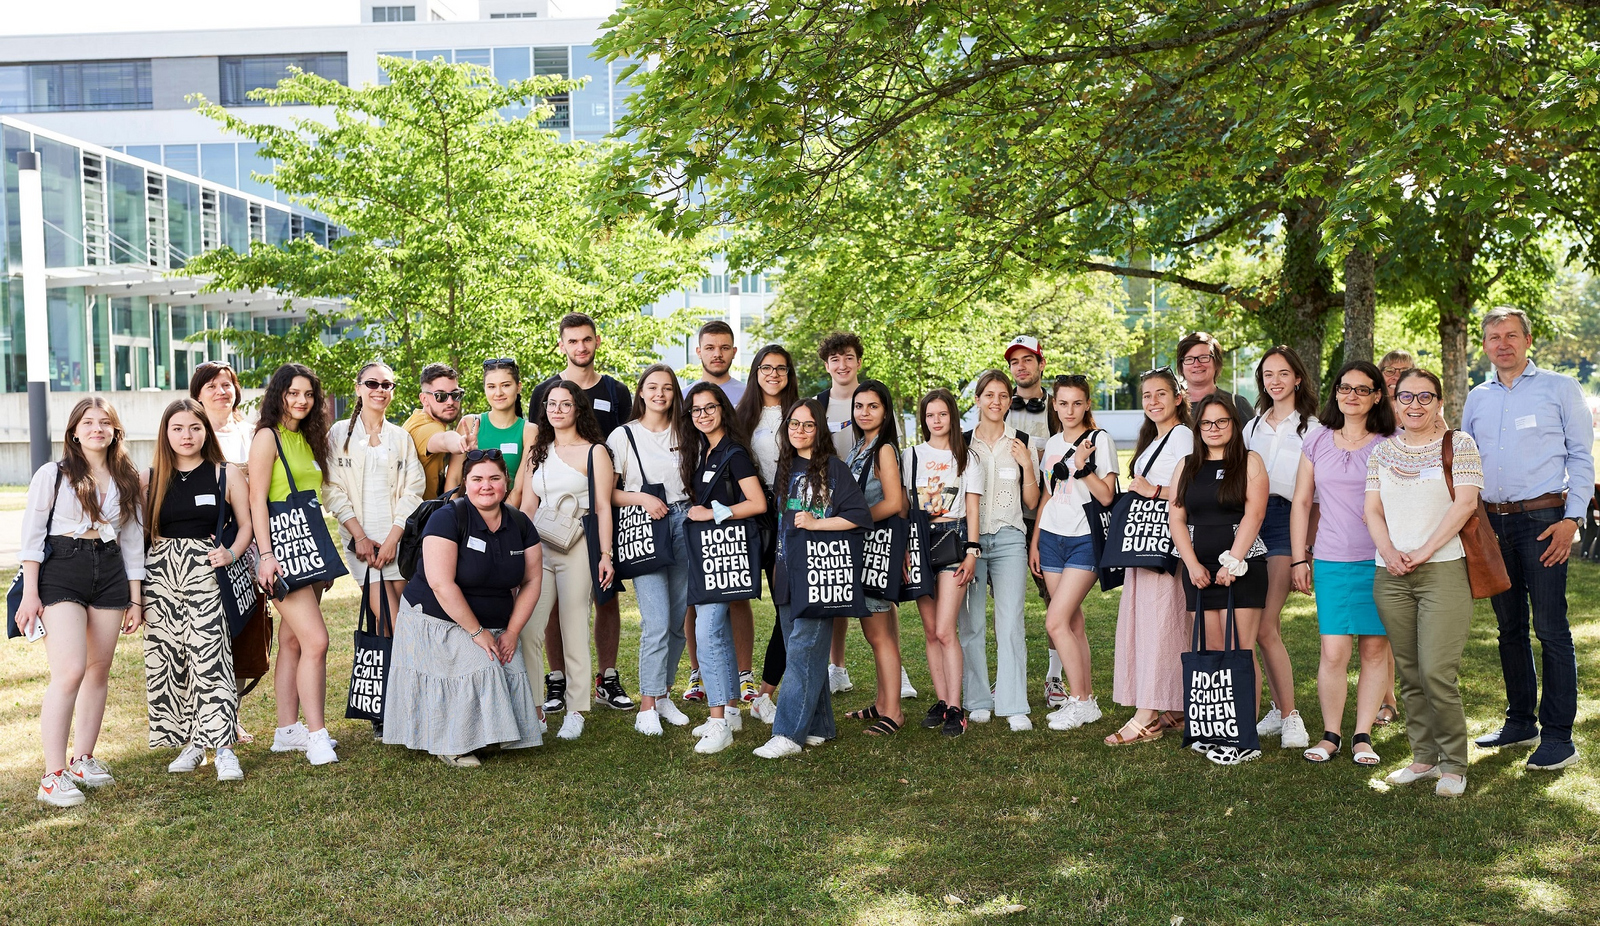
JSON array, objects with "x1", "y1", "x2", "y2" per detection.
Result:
[
  {"x1": 1259, "y1": 200, "x2": 1338, "y2": 394},
  {"x1": 1342, "y1": 248, "x2": 1376, "y2": 366},
  {"x1": 1436, "y1": 218, "x2": 1481, "y2": 424}
]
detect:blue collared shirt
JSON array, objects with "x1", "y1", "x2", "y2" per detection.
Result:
[{"x1": 1460, "y1": 360, "x2": 1595, "y2": 519}]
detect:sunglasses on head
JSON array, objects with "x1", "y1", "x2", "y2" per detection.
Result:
[
  {"x1": 465, "y1": 448, "x2": 505, "y2": 463},
  {"x1": 483, "y1": 358, "x2": 518, "y2": 371},
  {"x1": 1143, "y1": 365, "x2": 1175, "y2": 379}
]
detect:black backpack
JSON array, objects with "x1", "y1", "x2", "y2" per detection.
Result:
[{"x1": 398, "y1": 488, "x2": 468, "y2": 580}]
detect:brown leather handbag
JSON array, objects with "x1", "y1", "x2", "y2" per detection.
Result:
[
  {"x1": 1443, "y1": 432, "x2": 1512, "y2": 599},
  {"x1": 232, "y1": 595, "x2": 274, "y2": 697}
]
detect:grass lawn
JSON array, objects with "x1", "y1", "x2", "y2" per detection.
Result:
[{"x1": 2, "y1": 561, "x2": 1598, "y2": 925}]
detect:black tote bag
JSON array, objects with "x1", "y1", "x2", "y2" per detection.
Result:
[
  {"x1": 1098, "y1": 430, "x2": 1178, "y2": 575},
  {"x1": 854, "y1": 443, "x2": 907, "y2": 601},
  {"x1": 1181, "y1": 586, "x2": 1260, "y2": 752},
  {"x1": 213, "y1": 464, "x2": 262, "y2": 638},
  {"x1": 267, "y1": 431, "x2": 349, "y2": 591},
  {"x1": 345, "y1": 569, "x2": 394, "y2": 722},
  {"x1": 612, "y1": 426, "x2": 675, "y2": 580},
  {"x1": 7, "y1": 467, "x2": 63, "y2": 639},
  {"x1": 896, "y1": 510, "x2": 936, "y2": 602},
  {"x1": 580, "y1": 444, "x2": 620, "y2": 607},
  {"x1": 1083, "y1": 474, "x2": 1124, "y2": 592},
  {"x1": 788, "y1": 527, "x2": 869, "y2": 621},
  {"x1": 685, "y1": 457, "x2": 763, "y2": 605}
]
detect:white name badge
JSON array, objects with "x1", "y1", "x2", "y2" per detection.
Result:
[
  {"x1": 500, "y1": 442, "x2": 520, "y2": 456},
  {"x1": 702, "y1": 470, "x2": 716, "y2": 482},
  {"x1": 593, "y1": 399, "x2": 612, "y2": 412},
  {"x1": 194, "y1": 494, "x2": 217, "y2": 506},
  {"x1": 1420, "y1": 466, "x2": 1444, "y2": 481},
  {"x1": 466, "y1": 536, "x2": 487, "y2": 552},
  {"x1": 1515, "y1": 414, "x2": 1538, "y2": 430},
  {"x1": 1215, "y1": 469, "x2": 1225, "y2": 480}
]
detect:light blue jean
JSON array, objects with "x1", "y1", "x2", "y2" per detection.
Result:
[
  {"x1": 960, "y1": 526, "x2": 1031, "y2": 716},
  {"x1": 695, "y1": 599, "x2": 740, "y2": 706},
  {"x1": 772, "y1": 604, "x2": 837, "y2": 743},
  {"x1": 633, "y1": 505, "x2": 690, "y2": 698}
]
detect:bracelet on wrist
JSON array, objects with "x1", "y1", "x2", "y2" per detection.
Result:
[
  {"x1": 1291, "y1": 559, "x2": 1311, "y2": 568},
  {"x1": 469, "y1": 626, "x2": 485, "y2": 639}
]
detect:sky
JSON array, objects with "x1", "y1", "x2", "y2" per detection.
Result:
[{"x1": 2, "y1": 0, "x2": 618, "y2": 35}]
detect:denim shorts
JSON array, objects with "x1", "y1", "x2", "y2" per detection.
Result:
[
  {"x1": 1259, "y1": 496, "x2": 1292, "y2": 558},
  {"x1": 864, "y1": 595, "x2": 895, "y2": 614},
  {"x1": 1036, "y1": 529, "x2": 1097, "y2": 574},
  {"x1": 36, "y1": 536, "x2": 132, "y2": 610}
]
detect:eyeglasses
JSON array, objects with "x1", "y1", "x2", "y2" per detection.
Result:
[
  {"x1": 689, "y1": 405, "x2": 720, "y2": 418},
  {"x1": 1180, "y1": 354, "x2": 1215, "y2": 367},
  {"x1": 1198, "y1": 419, "x2": 1233, "y2": 432},
  {"x1": 482, "y1": 357, "x2": 518, "y2": 370},
  {"x1": 786, "y1": 419, "x2": 817, "y2": 432},
  {"x1": 756, "y1": 364, "x2": 790, "y2": 376},
  {"x1": 359, "y1": 379, "x2": 397, "y2": 391},
  {"x1": 465, "y1": 448, "x2": 504, "y2": 463},
  {"x1": 1335, "y1": 383, "x2": 1379, "y2": 397},
  {"x1": 427, "y1": 389, "x2": 466, "y2": 403},
  {"x1": 546, "y1": 400, "x2": 575, "y2": 413},
  {"x1": 1396, "y1": 391, "x2": 1438, "y2": 406}
]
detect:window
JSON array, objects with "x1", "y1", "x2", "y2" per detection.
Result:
[
  {"x1": 455, "y1": 48, "x2": 492, "y2": 67},
  {"x1": 162, "y1": 144, "x2": 199, "y2": 176},
  {"x1": 107, "y1": 159, "x2": 146, "y2": 266},
  {"x1": 533, "y1": 47, "x2": 570, "y2": 130},
  {"x1": 218, "y1": 54, "x2": 348, "y2": 106},
  {"x1": 166, "y1": 178, "x2": 200, "y2": 268},
  {"x1": 700, "y1": 274, "x2": 727, "y2": 295},
  {"x1": 373, "y1": 6, "x2": 416, "y2": 21},
  {"x1": 0, "y1": 60, "x2": 152, "y2": 113},
  {"x1": 490, "y1": 11, "x2": 537, "y2": 17}
]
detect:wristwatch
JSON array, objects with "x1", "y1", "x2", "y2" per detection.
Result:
[
  {"x1": 964, "y1": 541, "x2": 982, "y2": 559},
  {"x1": 1566, "y1": 516, "x2": 1584, "y2": 529}
]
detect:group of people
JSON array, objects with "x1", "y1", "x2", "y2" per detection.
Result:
[{"x1": 14, "y1": 307, "x2": 1590, "y2": 807}]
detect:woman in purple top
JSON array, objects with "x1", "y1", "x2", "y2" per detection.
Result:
[{"x1": 1289, "y1": 360, "x2": 1396, "y2": 765}]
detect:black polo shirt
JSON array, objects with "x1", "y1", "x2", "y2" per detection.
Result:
[
  {"x1": 693, "y1": 436, "x2": 759, "y2": 507},
  {"x1": 531, "y1": 374, "x2": 634, "y2": 436},
  {"x1": 402, "y1": 501, "x2": 541, "y2": 629}
]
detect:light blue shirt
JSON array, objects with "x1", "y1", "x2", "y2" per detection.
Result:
[
  {"x1": 683, "y1": 377, "x2": 745, "y2": 404},
  {"x1": 1460, "y1": 360, "x2": 1594, "y2": 519}
]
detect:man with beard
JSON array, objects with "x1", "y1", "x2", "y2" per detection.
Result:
[
  {"x1": 403, "y1": 363, "x2": 469, "y2": 500},
  {"x1": 530, "y1": 313, "x2": 638, "y2": 715},
  {"x1": 687, "y1": 319, "x2": 745, "y2": 402}
]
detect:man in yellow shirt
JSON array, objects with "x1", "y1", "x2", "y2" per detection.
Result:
[{"x1": 403, "y1": 363, "x2": 471, "y2": 500}]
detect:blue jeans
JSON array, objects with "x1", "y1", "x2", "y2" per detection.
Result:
[
  {"x1": 772, "y1": 604, "x2": 837, "y2": 742},
  {"x1": 1486, "y1": 508, "x2": 1577, "y2": 742},
  {"x1": 694, "y1": 599, "x2": 739, "y2": 706},
  {"x1": 633, "y1": 506, "x2": 690, "y2": 698},
  {"x1": 959, "y1": 526, "x2": 1030, "y2": 716}
]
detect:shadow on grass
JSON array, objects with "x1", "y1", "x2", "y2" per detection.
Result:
[{"x1": 1, "y1": 568, "x2": 1598, "y2": 924}]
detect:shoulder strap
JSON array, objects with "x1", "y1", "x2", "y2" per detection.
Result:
[
  {"x1": 855, "y1": 439, "x2": 877, "y2": 490},
  {"x1": 695, "y1": 442, "x2": 732, "y2": 507},
  {"x1": 44, "y1": 465, "x2": 64, "y2": 535},
  {"x1": 623, "y1": 424, "x2": 650, "y2": 484},
  {"x1": 1140, "y1": 428, "x2": 1175, "y2": 479},
  {"x1": 270, "y1": 428, "x2": 299, "y2": 495},
  {"x1": 215, "y1": 463, "x2": 228, "y2": 537},
  {"x1": 450, "y1": 496, "x2": 471, "y2": 540},
  {"x1": 1442, "y1": 430, "x2": 1457, "y2": 501},
  {"x1": 585, "y1": 443, "x2": 599, "y2": 507}
]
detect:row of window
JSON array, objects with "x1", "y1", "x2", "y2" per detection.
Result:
[
  {"x1": 0, "y1": 54, "x2": 348, "y2": 113},
  {"x1": 699, "y1": 274, "x2": 776, "y2": 296},
  {"x1": 372, "y1": 6, "x2": 417, "y2": 22},
  {"x1": 219, "y1": 53, "x2": 348, "y2": 106}
]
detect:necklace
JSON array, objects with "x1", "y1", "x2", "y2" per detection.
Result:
[{"x1": 176, "y1": 465, "x2": 201, "y2": 483}]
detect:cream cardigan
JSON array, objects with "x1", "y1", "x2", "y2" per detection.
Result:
[{"x1": 323, "y1": 415, "x2": 426, "y2": 546}]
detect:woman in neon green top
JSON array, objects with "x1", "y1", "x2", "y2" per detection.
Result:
[
  {"x1": 248, "y1": 363, "x2": 339, "y2": 767},
  {"x1": 478, "y1": 358, "x2": 538, "y2": 507}
]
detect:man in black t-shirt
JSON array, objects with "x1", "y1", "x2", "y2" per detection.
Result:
[{"x1": 528, "y1": 313, "x2": 637, "y2": 715}]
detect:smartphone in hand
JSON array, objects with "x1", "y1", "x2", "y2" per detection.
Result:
[
  {"x1": 270, "y1": 575, "x2": 291, "y2": 600},
  {"x1": 25, "y1": 619, "x2": 46, "y2": 642}
]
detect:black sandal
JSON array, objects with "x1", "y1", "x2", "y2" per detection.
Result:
[
  {"x1": 864, "y1": 717, "x2": 901, "y2": 736},
  {"x1": 846, "y1": 705, "x2": 882, "y2": 721},
  {"x1": 1304, "y1": 731, "x2": 1342, "y2": 763},
  {"x1": 1374, "y1": 704, "x2": 1398, "y2": 726},
  {"x1": 1351, "y1": 732, "x2": 1381, "y2": 766}
]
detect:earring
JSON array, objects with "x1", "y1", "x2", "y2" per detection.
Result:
[{"x1": 72, "y1": 436, "x2": 80, "y2": 443}]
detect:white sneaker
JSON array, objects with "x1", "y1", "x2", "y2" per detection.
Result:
[
  {"x1": 1435, "y1": 774, "x2": 1467, "y2": 798},
  {"x1": 1044, "y1": 677, "x2": 1068, "y2": 708},
  {"x1": 968, "y1": 709, "x2": 992, "y2": 724},
  {"x1": 635, "y1": 709, "x2": 663, "y2": 736},
  {"x1": 167, "y1": 744, "x2": 206, "y2": 773},
  {"x1": 37, "y1": 771, "x2": 86, "y2": 807},
  {"x1": 694, "y1": 718, "x2": 733, "y2": 754},
  {"x1": 751, "y1": 693, "x2": 777, "y2": 724},
  {"x1": 692, "y1": 719, "x2": 714, "y2": 737},
  {"x1": 655, "y1": 695, "x2": 690, "y2": 727},
  {"x1": 900, "y1": 667, "x2": 918, "y2": 699},
  {"x1": 439, "y1": 753, "x2": 481, "y2": 768},
  {"x1": 1007, "y1": 714, "x2": 1034, "y2": 732},
  {"x1": 1071, "y1": 696, "x2": 1104, "y2": 728},
  {"x1": 305, "y1": 728, "x2": 338, "y2": 766},
  {"x1": 1256, "y1": 703, "x2": 1284, "y2": 737},
  {"x1": 1279, "y1": 710, "x2": 1310, "y2": 749},
  {"x1": 214, "y1": 748, "x2": 244, "y2": 781},
  {"x1": 558, "y1": 713, "x2": 585, "y2": 741},
  {"x1": 829, "y1": 664, "x2": 853, "y2": 693},
  {"x1": 68, "y1": 755, "x2": 114, "y2": 788},
  {"x1": 754, "y1": 735, "x2": 803, "y2": 759},
  {"x1": 725, "y1": 707, "x2": 743, "y2": 733},
  {"x1": 1385, "y1": 764, "x2": 1442, "y2": 786},
  {"x1": 805, "y1": 735, "x2": 828, "y2": 746},
  {"x1": 271, "y1": 722, "x2": 339, "y2": 753}
]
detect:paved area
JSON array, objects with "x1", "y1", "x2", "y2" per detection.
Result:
[{"x1": 1, "y1": 507, "x2": 22, "y2": 569}]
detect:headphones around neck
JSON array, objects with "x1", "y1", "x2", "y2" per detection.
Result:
[{"x1": 1010, "y1": 395, "x2": 1046, "y2": 414}]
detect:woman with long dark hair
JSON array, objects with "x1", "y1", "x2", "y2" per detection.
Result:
[
  {"x1": 517, "y1": 381, "x2": 615, "y2": 742},
  {"x1": 1105, "y1": 368, "x2": 1192, "y2": 747},
  {"x1": 250, "y1": 362, "x2": 339, "y2": 766},
  {"x1": 1169, "y1": 394, "x2": 1270, "y2": 764},
  {"x1": 1030, "y1": 375, "x2": 1118, "y2": 732},
  {"x1": 1292, "y1": 360, "x2": 1396, "y2": 765},
  {"x1": 611, "y1": 364, "x2": 697, "y2": 735},
  {"x1": 18, "y1": 397, "x2": 145, "y2": 806},
  {"x1": 682, "y1": 381, "x2": 768, "y2": 753},
  {"x1": 1245, "y1": 346, "x2": 1318, "y2": 750},
  {"x1": 478, "y1": 358, "x2": 537, "y2": 508},
  {"x1": 190, "y1": 360, "x2": 251, "y2": 467},
  {"x1": 841, "y1": 380, "x2": 908, "y2": 735},
  {"x1": 904, "y1": 388, "x2": 982, "y2": 738},
  {"x1": 754, "y1": 399, "x2": 874, "y2": 758},
  {"x1": 141, "y1": 398, "x2": 254, "y2": 782}
]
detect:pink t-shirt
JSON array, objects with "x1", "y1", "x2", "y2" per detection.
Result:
[{"x1": 1303, "y1": 428, "x2": 1384, "y2": 563}]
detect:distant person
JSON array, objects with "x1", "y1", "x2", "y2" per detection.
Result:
[
  {"x1": 1176, "y1": 331, "x2": 1254, "y2": 422},
  {"x1": 688, "y1": 320, "x2": 745, "y2": 403},
  {"x1": 189, "y1": 360, "x2": 252, "y2": 467},
  {"x1": 1378, "y1": 350, "x2": 1415, "y2": 396},
  {"x1": 1462, "y1": 307, "x2": 1594, "y2": 772},
  {"x1": 404, "y1": 363, "x2": 470, "y2": 501}
]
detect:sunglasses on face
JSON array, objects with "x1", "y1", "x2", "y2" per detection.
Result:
[
  {"x1": 465, "y1": 448, "x2": 504, "y2": 463},
  {"x1": 427, "y1": 389, "x2": 466, "y2": 403},
  {"x1": 1396, "y1": 391, "x2": 1438, "y2": 406},
  {"x1": 1335, "y1": 383, "x2": 1379, "y2": 397},
  {"x1": 360, "y1": 379, "x2": 397, "y2": 391}
]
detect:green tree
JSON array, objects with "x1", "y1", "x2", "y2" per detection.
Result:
[{"x1": 187, "y1": 56, "x2": 708, "y2": 405}]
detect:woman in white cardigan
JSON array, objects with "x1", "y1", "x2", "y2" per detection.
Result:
[{"x1": 325, "y1": 361, "x2": 427, "y2": 620}]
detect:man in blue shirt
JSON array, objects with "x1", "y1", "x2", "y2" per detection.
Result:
[{"x1": 1461, "y1": 306, "x2": 1594, "y2": 771}]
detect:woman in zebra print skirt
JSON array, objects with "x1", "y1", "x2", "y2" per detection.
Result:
[{"x1": 142, "y1": 399, "x2": 256, "y2": 782}]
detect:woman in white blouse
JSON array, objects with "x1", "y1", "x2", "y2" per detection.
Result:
[
  {"x1": 17, "y1": 398, "x2": 146, "y2": 807},
  {"x1": 960, "y1": 370, "x2": 1041, "y2": 731}
]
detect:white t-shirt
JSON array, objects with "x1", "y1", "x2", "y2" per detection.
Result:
[
  {"x1": 902, "y1": 443, "x2": 983, "y2": 521},
  {"x1": 1133, "y1": 424, "x2": 1194, "y2": 487},
  {"x1": 1246, "y1": 411, "x2": 1319, "y2": 500},
  {"x1": 749, "y1": 404, "x2": 784, "y2": 487},
  {"x1": 1006, "y1": 404, "x2": 1050, "y2": 455},
  {"x1": 607, "y1": 421, "x2": 689, "y2": 504},
  {"x1": 823, "y1": 391, "x2": 854, "y2": 457},
  {"x1": 1038, "y1": 429, "x2": 1119, "y2": 537}
]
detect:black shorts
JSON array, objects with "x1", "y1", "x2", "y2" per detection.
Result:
[{"x1": 36, "y1": 536, "x2": 133, "y2": 610}]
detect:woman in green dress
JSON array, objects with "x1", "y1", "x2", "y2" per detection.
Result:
[{"x1": 477, "y1": 358, "x2": 538, "y2": 508}]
